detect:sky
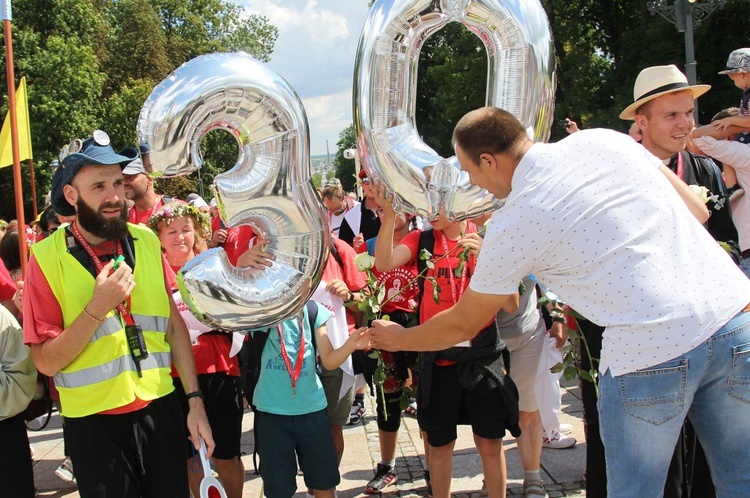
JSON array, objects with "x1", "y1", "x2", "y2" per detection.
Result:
[{"x1": 239, "y1": 0, "x2": 371, "y2": 157}]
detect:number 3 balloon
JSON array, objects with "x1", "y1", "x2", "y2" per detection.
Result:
[
  {"x1": 354, "y1": 0, "x2": 556, "y2": 220},
  {"x1": 137, "y1": 52, "x2": 329, "y2": 330}
]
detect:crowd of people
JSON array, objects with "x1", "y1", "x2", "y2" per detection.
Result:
[{"x1": 1, "y1": 48, "x2": 749, "y2": 498}]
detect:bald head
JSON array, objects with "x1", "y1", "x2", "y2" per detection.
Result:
[{"x1": 452, "y1": 107, "x2": 528, "y2": 165}]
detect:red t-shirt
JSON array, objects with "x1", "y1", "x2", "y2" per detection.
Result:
[
  {"x1": 399, "y1": 223, "x2": 484, "y2": 324},
  {"x1": 357, "y1": 239, "x2": 419, "y2": 314},
  {"x1": 23, "y1": 239, "x2": 175, "y2": 415},
  {"x1": 167, "y1": 264, "x2": 240, "y2": 377},
  {"x1": 127, "y1": 196, "x2": 186, "y2": 225},
  {"x1": 324, "y1": 238, "x2": 367, "y2": 331},
  {"x1": 0, "y1": 259, "x2": 16, "y2": 303}
]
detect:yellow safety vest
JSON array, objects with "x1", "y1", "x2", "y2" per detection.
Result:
[{"x1": 31, "y1": 224, "x2": 174, "y2": 417}]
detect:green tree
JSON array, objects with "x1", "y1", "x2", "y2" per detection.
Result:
[
  {"x1": 333, "y1": 124, "x2": 356, "y2": 193},
  {"x1": 0, "y1": 0, "x2": 278, "y2": 221}
]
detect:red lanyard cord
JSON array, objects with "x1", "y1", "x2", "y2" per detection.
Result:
[
  {"x1": 70, "y1": 222, "x2": 135, "y2": 326},
  {"x1": 276, "y1": 314, "x2": 306, "y2": 397}
]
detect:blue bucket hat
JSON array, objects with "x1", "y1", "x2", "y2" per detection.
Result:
[{"x1": 51, "y1": 130, "x2": 134, "y2": 216}]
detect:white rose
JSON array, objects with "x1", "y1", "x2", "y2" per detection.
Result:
[
  {"x1": 689, "y1": 184, "x2": 711, "y2": 204},
  {"x1": 354, "y1": 252, "x2": 376, "y2": 272}
]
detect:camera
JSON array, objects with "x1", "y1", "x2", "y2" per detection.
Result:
[{"x1": 343, "y1": 148, "x2": 357, "y2": 160}]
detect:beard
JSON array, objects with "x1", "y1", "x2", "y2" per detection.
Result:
[{"x1": 76, "y1": 196, "x2": 130, "y2": 241}]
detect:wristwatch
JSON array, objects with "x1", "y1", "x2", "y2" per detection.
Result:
[{"x1": 344, "y1": 291, "x2": 355, "y2": 303}]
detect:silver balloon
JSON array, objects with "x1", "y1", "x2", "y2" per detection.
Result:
[
  {"x1": 138, "y1": 52, "x2": 329, "y2": 331},
  {"x1": 353, "y1": 0, "x2": 556, "y2": 220}
]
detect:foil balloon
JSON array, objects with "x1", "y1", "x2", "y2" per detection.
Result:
[
  {"x1": 353, "y1": 0, "x2": 556, "y2": 220},
  {"x1": 138, "y1": 52, "x2": 329, "y2": 330}
]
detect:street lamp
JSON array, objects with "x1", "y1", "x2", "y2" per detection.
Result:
[{"x1": 647, "y1": 0, "x2": 726, "y2": 121}]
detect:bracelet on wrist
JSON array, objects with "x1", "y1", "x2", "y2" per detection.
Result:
[
  {"x1": 185, "y1": 390, "x2": 205, "y2": 401},
  {"x1": 550, "y1": 315, "x2": 566, "y2": 324},
  {"x1": 82, "y1": 307, "x2": 105, "y2": 324},
  {"x1": 344, "y1": 291, "x2": 354, "y2": 303}
]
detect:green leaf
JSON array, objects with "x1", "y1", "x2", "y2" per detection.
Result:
[
  {"x1": 425, "y1": 260, "x2": 435, "y2": 270},
  {"x1": 419, "y1": 248, "x2": 433, "y2": 260},
  {"x1": 550, "y1": 362, "x2": 565, "y2": 374},
  {"x1": 563, "y1": 365, "x2": 578, "y2": 381},
  {"x1": 518, "y1": 281, "x2": 526, "y2": 296},
  {"x1": 537, "y1": 296, "x2": 550, "y2": 307},
  {"x1": 454, "y1": 260, "x2": 465, "y2": 278},
  {"x1": 567, "y1": 327, "x2": 580, "y2": 339},
  {"x1": 580, "y1": 370, "x2": 595, "y2": 383}
]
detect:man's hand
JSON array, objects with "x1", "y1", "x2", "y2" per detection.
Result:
[
  {"x1": 186, "y1": 398, "x2": 215, "y2": 458},
  {"x1": 236, "y1": 236, "x2": 274, "y2": 269},
  {"x1": 326, "y1": 278, "x2": 352, "y2": 301},
  {"x1": 369, "y1": 319, "x2": 406, "y2": 352},
  {"x1": 549, "y1": 322, "x2": 568, "y2": 349},
  {"x1": 86, "y1": 260, "x2": 135, "y2": 318},
  {"x1": 209, "y1": 228, "x2": 227, "y2": 248}
]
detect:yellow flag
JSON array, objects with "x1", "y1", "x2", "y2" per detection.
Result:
[{"x1": 0, "y1": 77, "x2": 33, "y2": 168}]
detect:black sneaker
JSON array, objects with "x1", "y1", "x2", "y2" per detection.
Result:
[
  {"x1": 365, "y1": 463, "x2": 398, "y2": 493},
  {"x1": 348, "y1": 399, "x2": 365, "y2": 425}
]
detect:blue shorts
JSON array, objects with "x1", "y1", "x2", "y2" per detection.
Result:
[{"x1": 256, "y1": 409, "x2": 340, "y2": 497}]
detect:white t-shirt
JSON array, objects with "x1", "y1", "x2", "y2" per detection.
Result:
[
  {"x1": 470, "y1": 129, "x2": 750, "y2": 376},
  {"x1": 694, "y1": 136, "x2": 750, "y2": 251}
]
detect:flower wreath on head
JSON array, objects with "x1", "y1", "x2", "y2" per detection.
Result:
[{"x1": 148, "y1": 202, "x2": 211, "y2": 241}]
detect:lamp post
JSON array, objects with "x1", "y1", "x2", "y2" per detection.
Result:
[{"x1": 647, "y1": 0, "x2": 727, "y2": 122}]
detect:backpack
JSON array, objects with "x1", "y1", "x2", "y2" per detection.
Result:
[{"x1": 242, "y1": 300, "x2": 319, "y2": 474}]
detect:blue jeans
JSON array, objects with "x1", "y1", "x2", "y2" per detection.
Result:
[
  {"x1": 598, "y1": 310, "x2": 750, "y2": 497},
  {"x1": 740, "y1": 256, "x2": 750, "y2": 278}
]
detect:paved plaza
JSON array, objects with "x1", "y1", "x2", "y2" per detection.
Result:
[{"x1": 30, "y1": 379, "x2": 586, "y2": 498}]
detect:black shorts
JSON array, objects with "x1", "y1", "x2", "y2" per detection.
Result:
[
  {"x1": 419, "y1": 363, "x2": 511, "y2": 447},
  {"x1": 174, "y1": 372, "x2": 244, "y2": 460},
  {"x1": 65, "y1": 391, "x2": 189, "y2": 498},
  {"x1": 256, "y1": 409, "x2": 340, "y2": 497}
]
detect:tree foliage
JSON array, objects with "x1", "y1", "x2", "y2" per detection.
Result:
[
  {"x1": 333, "y1": 124, "x2": 357, "y2": 194},
  {"x1": 0, "y1": 0, "x2": 278, "y2": 221},
  {"x1": 336, "y1": 0, "x2": 750, "y2": 160}
]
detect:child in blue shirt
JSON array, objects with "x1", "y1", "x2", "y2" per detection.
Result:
[{"x1": 253, "y1": 301, "x2": 369, "y2": 498}]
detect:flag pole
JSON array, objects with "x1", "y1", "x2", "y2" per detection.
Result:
[
  {"x1": 2, "y1": 0, "x2": 28, "y2": 276},
  {"x1": 29, "y1": 158, "x2": 37, "y2": 216}
]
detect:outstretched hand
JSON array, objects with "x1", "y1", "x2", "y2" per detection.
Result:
[
  {"x1": 236, "y1": 235, "x2": 274, "y2": 269},
  {"x1": 369, "y1": 319, "x2": 406, "y2": 352}
]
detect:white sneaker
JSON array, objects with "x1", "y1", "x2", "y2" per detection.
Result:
[
  {"x1": 559, "y1": 423, "x2": 573, "y2": 435},
  {"x1": 542, "y1": 430, "x2": 576, "y2": 449},
  {"x1": 54, "y1": 457, "x2": 76, "y2": 482}
]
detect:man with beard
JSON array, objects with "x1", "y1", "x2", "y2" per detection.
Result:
[
  {"x1": 22, "y1": 131, "x2": 214, "y2": 497},
  {"x1": 120, "y1": 144, "x2": 177, "y2": 225}
]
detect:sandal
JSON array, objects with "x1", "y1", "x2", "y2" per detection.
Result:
[{"x1": 523, "y1": 479, "x2": 547, "y2": 498}]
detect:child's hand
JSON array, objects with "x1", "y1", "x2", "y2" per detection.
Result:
[
  {"x1": 236, "y1": 235, "x2": 274, "y2": 269},
  {"x1": 347, "y1": 327, "x2": 370, "y2": 351},
  {"x1": 459, "y1": 232, "x2": 483, "y2": 257},
  {"x1": 711, "y1": 117, "x2": 734, "y2": 132}
]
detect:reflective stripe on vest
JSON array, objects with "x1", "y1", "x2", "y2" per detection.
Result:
[
  {"x1": 31, "y1": 224, "x2": 174, "y2": 417},
  {"x1": 55, "y1": 351, "x2": 172, "y2": 389},
  {"x1": 89, "y1": 314, "x2": 169, "y2": 343}
]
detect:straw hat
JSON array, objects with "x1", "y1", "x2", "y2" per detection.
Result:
[{"x1": 619, "y1": 65, "x2": 710, "y2": 120}]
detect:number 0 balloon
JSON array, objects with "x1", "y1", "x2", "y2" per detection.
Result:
[
  {"x1": 354, "y1": 0, "x2": 556, "y2": 220},
  {"x1": 137, "y1": 52, "x2": 329, "y2": 331}
]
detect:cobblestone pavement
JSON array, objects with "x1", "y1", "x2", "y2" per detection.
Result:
[{"x1": 31, "y1": 379, "x2": 587, "y2": 497}]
